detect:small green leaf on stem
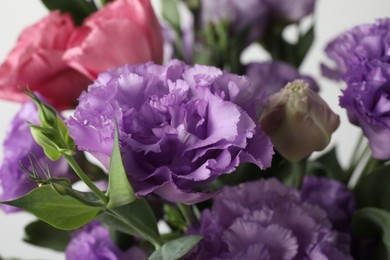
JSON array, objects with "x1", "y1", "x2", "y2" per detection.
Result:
[
  {"x1": 106, "y1": 122, "x2": 136, "y2": 209},
  {"x1": 149, "y1": 235, "x2": 203, "y2": 260}
]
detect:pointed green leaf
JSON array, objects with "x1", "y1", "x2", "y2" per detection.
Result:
[
  {"x1": 296, "y1": 25, "x2": 315, "y2": 67},
  {"x1": 149, "y1": 235, "x2": 203, "y2": 260},
  {"x1": 24, "y1": 220, "x2": 70, "y2": 251},
  {"x1": 2, "y1": 185, "x2": 102, "y2": 230},
  {"x1": 352, "y1": 208, "x2": 390, "y2": 259},
  {"x1": 25, "y1": 90, "x2": 58, "y2": 129},
  {"x1": 29, "y1": 125, "x2": 61, "y2": 161},
  {"x1": 99, "y1": 199, "x2": 159, "y2": 243},
  {"x1": 57, "y1": 116, "x2": 75, "y2": 152},
  {"x1": 354, "y1": 165, "x2": 390, "y2": 211},
  {"x1": 106, "y1": 123, "x2": 135, "y2": 209}
]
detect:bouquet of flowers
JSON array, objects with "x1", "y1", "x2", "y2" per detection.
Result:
[{"x1": 0, "y1": 0, "x2": 389, "y2": 259}]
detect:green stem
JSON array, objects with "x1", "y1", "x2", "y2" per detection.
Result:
[
  {"x1": 347, "y1": 133, "x2": 365, "y2": 172},
  {"x1": 286, "y1": 159, "x2": 307, "y2": 188},
  {"x1": 64, "y1": 155, "x2": 108, "y2": 204},
  {"x1": 178, "y1": 204, "x2": 197, "y2": 227},
  {"x1": 107, "y1": 209, "x2": 162, "y2": 249}
]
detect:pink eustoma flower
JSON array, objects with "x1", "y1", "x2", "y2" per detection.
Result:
[
  {"x1": 0, "y1": 11, "x2": 90, "y2": 109},
  {"x1": 64, "y1": 0, "x2": 164, "y2": 80}
]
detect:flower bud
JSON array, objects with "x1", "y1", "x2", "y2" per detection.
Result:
[{"x1": 259, "y1": 80, "x2": 340, "y2": 162}]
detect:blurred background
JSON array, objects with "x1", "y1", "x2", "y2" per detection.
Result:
[{"x1": 0, "y1": 0, "x2": 389, "y2": 259}]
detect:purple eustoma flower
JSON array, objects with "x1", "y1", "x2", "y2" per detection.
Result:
[
  {"x1": 65, "y1": 221, "x2": 146, "y2": 260},
  {"x1": 0, "y1": 101, "x2": 71, "y2": 212},
  {"x1": 323, "y1": 18, "x2": 390, "y2": 159},
  {"x1": 68, "y1": 60, "x2": 273, "y2": 204},
  {"x1": 201, "y1": 0, "x2": 315, "y2": 42},
  {"x1": 189, "y1": 178, "x2": 352, "y2": 259},
  {"x1": 246, "y1": 61, "x2": 319, "y2": 106},
  {"x1": 301, "y1": 176, "x2": 356, "y2": 232}
]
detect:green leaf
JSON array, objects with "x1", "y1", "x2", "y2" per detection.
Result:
[
  {"x1": 149, "y1": 235, "x2": 203, "y2": 260},
  {"x1": 296, "y1": 25, "x2": 315, "y2": 67},
  {"x1": 163, "y1": 204, "x2": 186, "y2": 230},
  {"x1": 41, "y1": 0, "x2": 97, "y2": 25},
  {"x1": 29, "y1": 125, "x2": 61, "y2": 161},
  {"x1": 308, "y1": 147, "x2": 349, "y2": 183},
  {"x1": 56, "y1": 116, "x2": 75, "y2": 152},
  {"x1": 106, "y1": 123, "x2": 135, "y2": 209},
  {"x1": 24, "y1": 220, "x2": 70, "y2": 251},
  {"x1": 99, "y1": 199, "x2": 159, "y2": 243},
  {"x1": 2, "y1": 185, "x2": 102, "y2": 230},
  {"x1": 162, "y1": 0, "x2": 180, "y2": 31},
  {"x1": 352, "y1": 208, "x2": 390, "y2": 259},
  {"x1": 354, "y1": 165, "x2": 390, "y2": 211}
]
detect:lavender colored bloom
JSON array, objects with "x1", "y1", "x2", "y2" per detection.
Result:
[
  {"x1": 0, "y1": 101, "x2": 71, "y2": 212},
  {"x1": 265, "y1": 0, "x2": 315, "y2": 22},
  {"x1": 301, "y1": 176, "x2": 356, "y2": 232},
  {"x1": 65, "y1": 221, "x2": 146, "y2": 260},
  {"x1": 190, "y1": 178, "x2": 352, "y2": 260},
  {"x1": 246, "y1": 61, "x2": 319, "y2": 106},
  {"x1": 323, "y1": 19, "x2": 390, "y2": 159},
  {"x1": 201, "y1": 0, "x2": 267, "y2": 41},
  {"x1": 68, "y1": 60, "x2": 273, "y2": 204},
  {"x1": 201, "y1": 0, "x2": 315, "y2": 41},
  {"x1": 322, "y1": 18, "x2": 390, "y2": 80}
]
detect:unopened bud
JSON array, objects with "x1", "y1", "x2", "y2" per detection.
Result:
[{"x1": 259, "y1": 80, "x2": 340, "y2": 162}]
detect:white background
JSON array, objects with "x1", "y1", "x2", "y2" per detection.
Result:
[{"x1": 0, "y1": 1, "x2": 389, "y2": 259}]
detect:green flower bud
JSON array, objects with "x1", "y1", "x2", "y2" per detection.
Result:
[{"x1": 259, "y1": 80, "x2": 340, "y2": 162}]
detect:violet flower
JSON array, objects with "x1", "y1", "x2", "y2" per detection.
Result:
[
  {"x1": 68, "y1": 60, "x2": 273, "y2": 204},
  {"x1": 323, "y1": 18, "x2": 390, "y2": 159},
  {"x1": 65, "y1": 221, "x2": 146, "y2": 260},
  {"x1": 301, "y1": 176, "x2": 356, "y2": 232},
  {"x1": 201, "y1": 0, "x2": 315, "y2": 42},
  {"x1": 0, "y1": 101, "x2": 72, "y2": 212},
  {"x1": 190, "y1": 178, "x2": 352, "y2": 259}
]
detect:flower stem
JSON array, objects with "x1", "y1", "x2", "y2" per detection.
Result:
[
  {"x1": 107, "y1": 209, "x2": 162, "y2": 249},
  {"x1": 347, "y1": 132, "x2": 366, "y2": 174},
  {"x1": 286, "y1": 159, "x2": 307, "y2": 188},
  {"x1": 178, "y1": 204, "x2": 197, "y2": 228},
  {"x1": 64, "y1": 155, "x2": 108, "y2": 204}
]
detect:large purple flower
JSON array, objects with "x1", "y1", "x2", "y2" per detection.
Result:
[
  {"x1": 246, "y1": 61, "x2": 319, "y2": 106},
  {"x1": 189, "y1": 178, "x2": 352, "y2": 259},
  {"x1": 68, "y1": 60, "x2": 273, "y2": 204},
  {"x1": 0, "y1": 101, "x2": 72, "y2": 212},
  {"x1": 65, "y1": 221, "x2": 146, "y2": 260},
  {"x1": 323, "y1": 18, "x2": 390, "y2": 159},
  {"x1": 301, "y1": 176, "x2": 356, "y2": 232}
]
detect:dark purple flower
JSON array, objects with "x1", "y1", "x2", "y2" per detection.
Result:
[
  {"x1": 0, "y1": 101, "x2": 72, "y2": 212},
  {"x1": 201, "y1": 0, "x2": 315, "y2": 42},
  {"x1": 68, "y1": 60, "x2": 273, "y2": 204},
  {"x1": 265, "y1": 0, "x2": 316, "y2": 22},
  {"x1": 323, "y1": 18, "x2": 390, "y2": 159},
  {"x1": 65, "y1": 221, "x2": 147, "y2": 260},
  {"x1": 246, "y1": 61, "x2": 319, "y2": 106},
  {"x1": 201, "y1": 0, "x2": 267, "y2": 41},
  {"x1": 322, "y1": 18, "x2": 390, "y2": 80},
  {"x1": 189, "y1": 178, "x2": 352, "y2": 259},
  {"x1": 301, "y1": 176, "x2": 356, "y2": 232}
]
